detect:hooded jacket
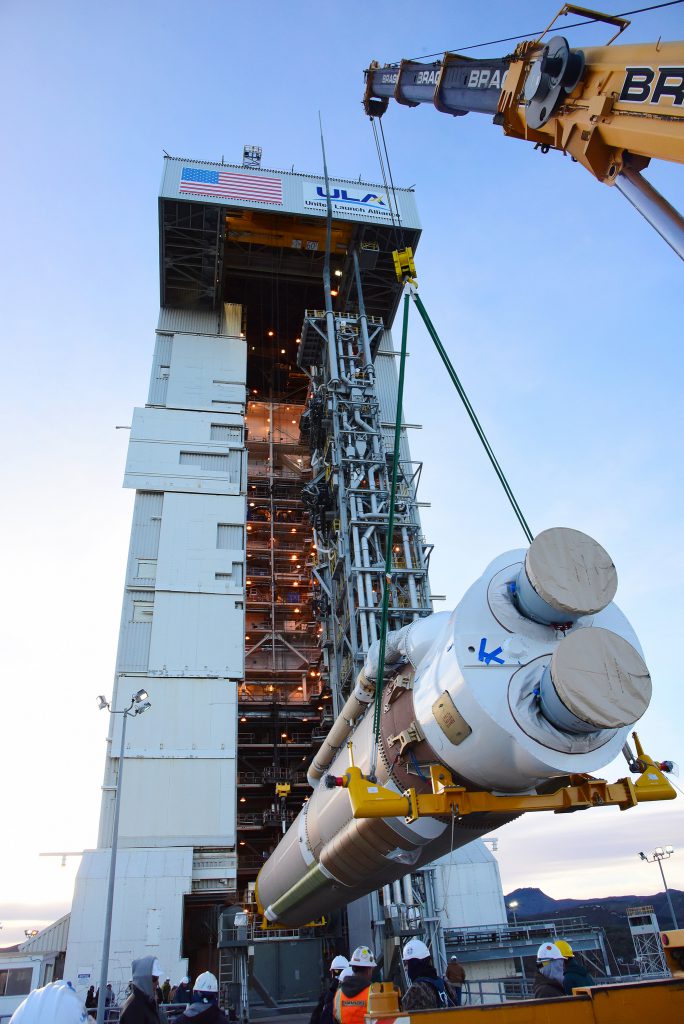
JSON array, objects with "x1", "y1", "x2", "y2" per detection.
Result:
[
  {"x1": 333, "y1": 973, "x2": 373, "y2": 1024},
  {"x1": 120, "y1": 957, "x2": 161, "y2": 1024},
  {"x1": 532, "y1": 960, "x2": 565, "y2": 1000}
]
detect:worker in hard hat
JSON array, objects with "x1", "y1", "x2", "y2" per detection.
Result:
[
  {"x1": 445, "y1": 955, "x2": 466, "y2": 1006},
  {"x1": 120, "y1": 956, "x2": 165, "y2": 1022},
  {"x1": 400, "y1": 939, "x2": 458, "y2": 1010},
  {"x1": 9, "y1": 980, "x2": 89, "y2": 1023},
  {"x1": 177, "y1": 972, "x2": 227, "y2": 1022},
  {"x1": 555, "y1": 940, "x2": 594, "y2": 994},
  {"x1": 310, "y1": 954, "x2": 349, "y2": 1024},
  {"x1": 332, "y1": 947, "x2": 377, "y2": 1024},
  {"x1": 173, "y1": 978, "x2": 193, "y2": 1005},
  {"x1": 533, "y1": 943, "x2": 565, "y2": 999}
]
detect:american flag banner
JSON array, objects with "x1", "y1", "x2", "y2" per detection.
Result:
[{"x1": 179, "y1": 167, "x2": 283, "y2": 204}]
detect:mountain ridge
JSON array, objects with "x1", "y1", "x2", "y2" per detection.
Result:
[
  {"x1": 504, "y1": 886, "x2": 684, "y2": 920},
  {"x1": 503, "y1": 886, "x2": 683, "y2": 964}
]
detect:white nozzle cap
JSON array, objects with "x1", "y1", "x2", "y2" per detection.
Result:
[
  {"x1": 517, "y1": 528, "x2": 617, "y2": 625},
  {"x1": 541, "y1": 627, "x2": 651, "y2": 732}
]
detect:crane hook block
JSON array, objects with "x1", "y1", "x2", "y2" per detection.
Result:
[{"x1": 393, "y1": 248, "x2": 417, "y2": 285}]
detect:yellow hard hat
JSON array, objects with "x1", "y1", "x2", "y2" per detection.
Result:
[{"x1": 555, "y1": 940, "x2": 573, "y2": 958}]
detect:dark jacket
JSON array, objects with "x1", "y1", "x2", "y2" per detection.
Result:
[
  {"x1": 310, "y1": 978, "x2": 338, "y2": 1024},
  {"x1": 179, "y1": 1003, "x2": 228, "y2": 1023},
  {"x1": 563, "y1": 959, "x2": 594, "y2": 994},
  {"x1": 401, "y1": 964, "x2": 459, "y2": 1011},
  {"x1": 121, "y1": 956, "x2": 161, "y2": 1024},
  {"x1": 532, "y1": 968, "x2": 564, "y2": 999},
  {"x1": 174, "y1": 984, "x2": 194, "y2": 1004}
]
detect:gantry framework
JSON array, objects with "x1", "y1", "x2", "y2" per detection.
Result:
[{"x1": 298, "y1": 300, "x2": 433, "y2": 706}]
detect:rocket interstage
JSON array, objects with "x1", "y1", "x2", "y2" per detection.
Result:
[{"x1": 256, "y1": 528, "x2": 652, "y2": 927}]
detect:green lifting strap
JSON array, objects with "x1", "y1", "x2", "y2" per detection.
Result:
[{"x1": 412, "y1": 292, "x2": 534, "y2": 545}]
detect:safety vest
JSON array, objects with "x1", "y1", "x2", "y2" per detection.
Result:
[{"x1": 333, "y1": 985, "x2": 371, "y2": 1024}]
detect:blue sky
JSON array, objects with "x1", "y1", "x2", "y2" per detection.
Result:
[{"x1": 1, "y1": 0, "x2": 683, "y2": 945}]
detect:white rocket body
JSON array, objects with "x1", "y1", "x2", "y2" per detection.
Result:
[{"x1": 256, "y1": 529, "x2": 651, "y2": 926}]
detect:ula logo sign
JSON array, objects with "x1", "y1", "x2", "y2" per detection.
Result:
[
  {"x1": 303, "y1": 181, "x2": 393, "y2": 220},
  {"x1": 315, "y1": 186, "x2": 387, "y2": 207}
]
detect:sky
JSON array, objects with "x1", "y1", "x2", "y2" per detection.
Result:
[{"x1": 1, "y1": 0, "x2": 683, "y2": 947}]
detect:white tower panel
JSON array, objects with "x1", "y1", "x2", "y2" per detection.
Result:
[
  {"x1": 147, "y1": 593, "x2": 244, "y2": 677},
  {"x1": 166, "y1": 333, "x2": 246, "y2": 412},
  {"x1": 156, "y1": 492, "x2": 244, "y2": 595}
]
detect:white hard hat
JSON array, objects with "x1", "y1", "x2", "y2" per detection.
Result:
[
  {"x1": 10, "y1": 981, "x2": 88, "y2": 1023},
  {"x1": 194, "y1": 971, "x2": 219, "y2": 993},
  {"x1": 537, "y1": 942, "x2": 564, "y2": 962},
  {"x1": 403, "y1": 938, "x2": 431, "y2": 961},
  {"x1": 339, "y1": 967, "x2": 353, "y2": 982},
  {"x1": 151, "y1": 959, "x2": 165, "y2": 980},
  {"x1": 330, "y1": 955, "x2": 349, "y2": 972},
  {"x1": 349, "y1": 946, "x2": 377, "y2": 967}
]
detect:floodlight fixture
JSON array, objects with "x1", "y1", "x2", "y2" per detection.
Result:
[
  {"x1": 638, "y1": 845, "x2": 678, "y2": 928},
  {"x1": 133, "y1": 688, "x2": 149, "y2": 703},
  {"x1": 134, "y1": 700, "x2": 152, "y2": 716},
  {"x1": 97, "y1": 696, "x2": 109, "y2": 710}
]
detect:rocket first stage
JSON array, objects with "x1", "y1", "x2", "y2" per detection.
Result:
[{"x1": 256, "y1": 527, "x2": 652, "y2": 926}]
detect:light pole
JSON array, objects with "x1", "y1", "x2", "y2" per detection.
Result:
[
  {"x1": 95, "y1": 688, "x2": 151, "y2": 1024},
  {"x1": 638, "y1": 846, "x2": 679, "y2": 929},
  {"x1": 507, "y1": 900, "x2": 526, "y2": 982}
]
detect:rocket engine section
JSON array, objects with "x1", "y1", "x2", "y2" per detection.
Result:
[{"x1": 256, "y1": 528, "x2": 652, "y2": 927}]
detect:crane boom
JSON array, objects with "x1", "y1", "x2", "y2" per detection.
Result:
[
  {"x1": 364, "y1": 29, "x2": 684, "y2": 257},
  {"x1": 364, "y1": 39, "x2": 684, "y2": 182}
]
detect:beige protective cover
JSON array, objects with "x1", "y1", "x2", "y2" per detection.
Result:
[
  {"x1": 550, "y1": 627, "x2": 651, "y2": 728},
  {"x1": 526, "y1": 527, "x2": 617, "y2": 615}
]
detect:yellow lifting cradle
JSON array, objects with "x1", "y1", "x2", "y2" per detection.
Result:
[{"x1": 338, "y1": 731, "x2": 676, "y2": 824}]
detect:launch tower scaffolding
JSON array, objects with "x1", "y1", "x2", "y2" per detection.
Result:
[{"x1": 298, "y1": 299, "x2": 433, "y2": 709}]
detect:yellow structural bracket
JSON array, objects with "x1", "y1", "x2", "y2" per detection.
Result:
[
  {"x1": 340, "y1": 732, "x2": 675, "y2": 824},
  {"x1": 392, "y1": 247, "x2": 417, "y2": 285},
  {"x1": 256, "y1": 913, "x2": 326, "y2": 932}
]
